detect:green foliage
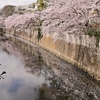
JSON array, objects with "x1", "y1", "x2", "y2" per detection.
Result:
[
  {"x1": 37, "y1": 0, "x2": 47, "y2": 11},
  {"x1": 85, "y1": 28, "x2": 100, "y2": 37},
  {"x1": 85, "y1": 27, "x2": 100, "y2": 47},
  {"x1": 32, "y1": 3, "x2": 35, "y2": 8}
]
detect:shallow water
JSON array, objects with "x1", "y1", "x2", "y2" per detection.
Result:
[{"x1": 0, "y1": 49, "x2": 50, "y2": 100}]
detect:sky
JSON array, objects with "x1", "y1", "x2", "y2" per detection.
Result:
[{"x1": 0, "y1": 0, "x2": 37, "y2": 8}]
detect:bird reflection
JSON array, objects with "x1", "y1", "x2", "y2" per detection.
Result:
[{"x1": 0, "y1": 71, "x2": 6, "y2": 79}]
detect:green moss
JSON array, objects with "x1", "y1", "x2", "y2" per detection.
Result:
[
  {"x1": 37, "y1": 27, "x2": 43, "y2": 41},
  {"x1": 96, "y1": 37, "x2": 99, "y2": 47},
  {"x1": 37, "y1": 20, "x2": 43, "y2": 41}
]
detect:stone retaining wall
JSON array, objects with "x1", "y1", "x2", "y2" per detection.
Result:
[{"x1": 6, "y1": 28, "x2": 100, "y2": 81}]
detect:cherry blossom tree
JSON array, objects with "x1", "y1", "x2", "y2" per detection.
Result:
[
  {"x1": 4, "y1": 0, "x2": 100, "y2": 40},
  {"x1": 4, "y1": 12, "x2": 40, "y2": 31},
  {"x1": 41, "y1": 0, "x2": 100, "y2": 38}
]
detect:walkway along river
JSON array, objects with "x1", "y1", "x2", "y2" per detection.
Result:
[{"x1": 0, "y1": 35, "x2": 100, "y2": 100}]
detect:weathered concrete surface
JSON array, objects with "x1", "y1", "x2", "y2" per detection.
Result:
[{"x1": 6, "y1": 28, "x2": 100, "y2": 81}]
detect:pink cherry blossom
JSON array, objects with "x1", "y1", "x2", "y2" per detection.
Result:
[{"x1": 4, "y1": 0, "x2": 100, "y2": 40}]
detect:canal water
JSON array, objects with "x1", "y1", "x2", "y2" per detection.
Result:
[
  {"x1": 0, "y1": 36, "x2": 100, "y2": 100},
  {"x1": 0, "y1": 48, "x2": 52, "y2": 100}
]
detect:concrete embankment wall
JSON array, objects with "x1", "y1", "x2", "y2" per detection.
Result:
[{"x1": 6, "y1": 28, "x2": 100, "y2": 81}]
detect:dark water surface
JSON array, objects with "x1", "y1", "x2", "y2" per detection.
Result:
[{"x1": 0, "y1": 49, "x2": 51, "y2": 100}]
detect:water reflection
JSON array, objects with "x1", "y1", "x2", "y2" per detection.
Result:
[
  {"x1": 0, "y1": 49, "x2": 50, "y2": 100},
  {"x1": 0, "y1": 71, "x2": 6, "y2": 79}
]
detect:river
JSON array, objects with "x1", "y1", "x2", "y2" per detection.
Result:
[
  {"x1": 0, "y1": 36, "x2": 100, "y2": 100},
  {"x1": 0, "y1": 40, "x2": 52, "y2": 100}
]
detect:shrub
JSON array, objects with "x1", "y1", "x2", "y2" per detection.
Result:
[{"x1": 85, "y1": 26, "x2": 100, "y2": 47}]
